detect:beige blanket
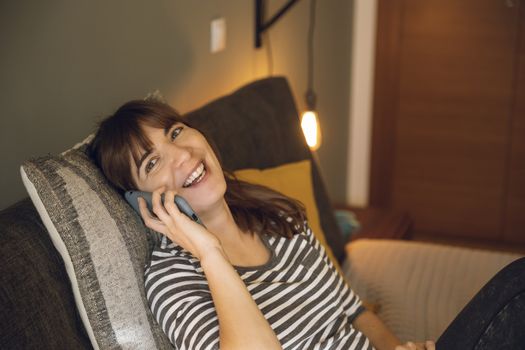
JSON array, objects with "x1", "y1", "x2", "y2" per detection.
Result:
[{"x1": 343, "y1": 239, "x2": 523, "y2": 342}]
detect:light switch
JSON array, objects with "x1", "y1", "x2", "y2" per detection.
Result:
[{"x1": 210, "y1": 17, "x2": 226, "y2": 53}]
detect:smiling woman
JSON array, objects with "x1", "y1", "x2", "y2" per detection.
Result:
[
  {"x1": 88, "y1": 98, "x2": 404, "y2": 349},
  {"x1": 90, "y1": 100, "x2": 306, "y2": 239}
]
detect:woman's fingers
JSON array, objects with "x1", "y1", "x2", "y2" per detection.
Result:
[
  {"x1": 396, "y1": 340, "x2": 435, "y2": 350},
  {"x1": 161, "y1": 190, "x2": 190, "y2": 227},
  {"x1": 425, "y1": 340, "x2": 435, "y2": 350},
  {"x1": 147, "y1": 189, "x2": 193, "y2": 240},
  {"x1": 395, "y1": 342, "x2": 415, "y2": 350},
  {"x1": 395, "y1": 345, "x2": 412, "y2": 350},
  {"x1": 138, "y1": 197, "x2": 166, "y2": 232},
  {"x1": 151, "y1": 187, "x2": 170, "y2": 221},
  {"x1": 163, "y1": 190, "x2": 180, "y2": 217},
  {"x1": 138, "y1": 196, "x2": 156, "y2": 222}
]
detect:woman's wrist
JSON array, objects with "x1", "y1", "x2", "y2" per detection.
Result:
[{"x1": 199, "y1": 244, "x2": 230, "y2": 268}]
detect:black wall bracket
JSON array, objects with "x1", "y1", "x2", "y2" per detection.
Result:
[{"x1": 255, "y1": 0, "x2": 300, "y2": 48}]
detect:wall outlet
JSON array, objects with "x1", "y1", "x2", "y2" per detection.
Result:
[{"x1": 210, "y1": 17, "x2": 226, "y2": 53}]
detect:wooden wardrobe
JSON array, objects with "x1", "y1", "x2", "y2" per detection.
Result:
[{"x1": 370, "y1": 0, "x2": 525, "y2": 245}]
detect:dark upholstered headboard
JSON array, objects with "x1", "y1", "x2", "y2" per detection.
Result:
[{"x1": 185, "y1": 77, "x2": 346, "y2": 262}]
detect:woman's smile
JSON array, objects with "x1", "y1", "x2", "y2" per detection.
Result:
[{"x1": 182, "y1": 161, "x2": 207, "y2": 188}]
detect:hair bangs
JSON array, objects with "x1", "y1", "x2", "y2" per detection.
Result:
[
  {"x1": 129, "y1": 108, "x2": 184, "y2": 169},
  {"x1": 127, "y1": 122, "x2": 154, "y2": 171}
]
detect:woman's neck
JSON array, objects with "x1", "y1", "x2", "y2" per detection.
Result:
[
  {"x1": 199, "y1": 198, "x2": 267, "y2": 267},
  {"x1": 199, "y1": 198, "x2": 246, "y2": 245}
]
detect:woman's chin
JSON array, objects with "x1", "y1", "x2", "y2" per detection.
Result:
[{"x1": 185, "y1": 179, "x2": 226, "y2": 213}]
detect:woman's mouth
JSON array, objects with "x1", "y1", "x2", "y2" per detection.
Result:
[{"x1": 182, "y1": 162, "x2": 207, "y2": 188}]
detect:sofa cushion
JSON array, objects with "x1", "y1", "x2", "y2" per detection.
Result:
[
  {"x1": 344, "y1": 239, "x2": 524, "y2": 342},
  {"x1": 0, "y1": 198, "x2": 92, "y2": 350}
]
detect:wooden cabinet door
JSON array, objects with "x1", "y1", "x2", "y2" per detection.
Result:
[
  {"x1": 504, "y1": 3, "x2": 525, "y2": 243},
  {"x1": 371, "y1": 0, "x2": 524, "y2": 242}
]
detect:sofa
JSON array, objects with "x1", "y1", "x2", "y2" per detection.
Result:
[{"x1": 1, "y1": 77, "x2": 522, "y2": 349}]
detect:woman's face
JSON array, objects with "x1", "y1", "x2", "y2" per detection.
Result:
[{"x1": 130, "y1": 122, "x2": 226, "y2": 214}]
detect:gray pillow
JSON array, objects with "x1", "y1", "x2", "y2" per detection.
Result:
[{"x1": 20, "y1": 142, "x2": 174, "y2": 350}]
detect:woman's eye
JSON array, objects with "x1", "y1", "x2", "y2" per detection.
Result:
[
  {"x1": 145, "y1": 158, "x2": 158, "y2": 174},
  {"x1": 171, "y1": 126, "x2": 183, "y2": 141}
]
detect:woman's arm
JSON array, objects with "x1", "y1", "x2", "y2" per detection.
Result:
[
  {"x1": 300, "y1": 221, "x2": 400, "y2": 349},
  {"x1": 353, "y1": 310, "x2": 402, "y2": 350},
  {"x1": 353, "y1": 311, "x2": 435, "y2": 350},
  {"x1": 200, "y1": 246, "x2": 282, "y2": 350}
]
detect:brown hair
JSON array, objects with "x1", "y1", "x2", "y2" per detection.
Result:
[{"x1": 90, "y1": 99, "x2": 306, "y2": 239}]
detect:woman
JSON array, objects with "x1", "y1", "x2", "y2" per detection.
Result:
[{"x1": 89, "y1": 99, "x2": 437, "y2": 350}]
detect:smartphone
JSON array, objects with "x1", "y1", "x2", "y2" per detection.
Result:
[{"x1": 125, "y1": 190, "x2": 205, "y2": 227}]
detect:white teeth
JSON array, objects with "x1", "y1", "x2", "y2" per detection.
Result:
[{"x1": 183, "y1": 162, "x2": 205, "y2": 187}]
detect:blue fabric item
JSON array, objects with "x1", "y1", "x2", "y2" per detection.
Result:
[{"x1": 334, "y1": 210, "x2": 361, "y2": 241}]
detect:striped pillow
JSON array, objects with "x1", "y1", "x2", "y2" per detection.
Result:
[{"x1": 20, "y1": 143, "x2": 174, "y2": 350}]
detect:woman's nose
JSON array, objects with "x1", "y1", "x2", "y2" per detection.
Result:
[{"x1": 167, "y1": 143, "x2": 191, "y2": 169}]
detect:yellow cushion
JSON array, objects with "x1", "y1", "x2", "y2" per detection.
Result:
[{"x1": 233, "y1": 160, "x2": 341, "y2": 271}]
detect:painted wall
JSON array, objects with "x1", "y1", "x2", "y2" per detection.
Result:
[
  {"x1": 347, "y1": 0, "x2": 376, "y2": 207},
  {"x1": 0, "y1": 0, "x2": 353, "y2": 210}
]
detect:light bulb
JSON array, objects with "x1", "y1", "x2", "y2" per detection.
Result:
[{"x1": 301, "y1": 110, "x2": 322, "y2": 151}]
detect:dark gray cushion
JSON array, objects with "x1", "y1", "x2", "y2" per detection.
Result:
[{"x1": 0, "y1": 198, "x2": 92, "y2": 350}]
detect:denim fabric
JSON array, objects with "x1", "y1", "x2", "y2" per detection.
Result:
[{"x1": 437, "y1": 257, "x2": 525, "y2": 350}]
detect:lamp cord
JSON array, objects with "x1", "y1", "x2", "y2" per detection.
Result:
[
  {"x1": 306, "y1": 0, "x2": 317, "y2": 109},
  {"x1": 265, "y1": 31, "x2": 274, "y2": 76},
  {"x1": 264, "y1": 0, "x2": 316, "y2": 83}
]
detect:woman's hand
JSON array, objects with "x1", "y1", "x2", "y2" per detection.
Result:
[
  {"x1": 395, "y1": 340, "x2": 435, "y2": 350},
  {"x1": 138, "y1": 187, "x2": 221, "y2": 260}
]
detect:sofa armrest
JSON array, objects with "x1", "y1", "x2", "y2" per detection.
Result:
[{"x1": 343, "y1": 239, "x2": 523, "y2": 342}]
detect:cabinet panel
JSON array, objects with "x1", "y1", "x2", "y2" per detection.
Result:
[
  {"x1": 504, "y1": 3, "x2": 525, "y2": 244},
  {"x1": 373, "y1": 0, "x2": 522, "y2": 241}
]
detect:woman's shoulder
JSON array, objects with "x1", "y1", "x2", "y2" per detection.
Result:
[
  {"x1": 265, "y1": 217, "x2": 317, "y2": 256},
  {"x1": 276, "y1": 210, "x2": 312, "y2": 235},
  {"x1": 294, "y1": 218, "x2": 315, "y2": 241},
  {"x1": 284, "y1": 218, "x2": 326, "y2": 256}
]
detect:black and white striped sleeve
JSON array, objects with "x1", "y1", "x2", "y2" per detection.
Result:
[
  {"x1": 300, "y1": 220, "x2": 366, "y2": 323},
  {"x1": 300, "y1": 220, "x2": 340, "y2": 275},
  {"x1": 145, "y1": 251, "x2": 219, "y2": 350}
]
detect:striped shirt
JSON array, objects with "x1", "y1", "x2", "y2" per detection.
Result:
[{"x1": 144, "y1": 220, "x2": 374, "y2": 350}]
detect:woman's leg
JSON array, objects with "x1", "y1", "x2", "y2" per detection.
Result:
[{"x1": 436, "y1": 257, "x2": 525, "y2": 350}]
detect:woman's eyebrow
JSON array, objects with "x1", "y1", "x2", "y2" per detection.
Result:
[
  {"x1": 164, "y1": 122, "x2": 182, "y2": 136},
  {"x1": 137, "y1": 150, "x2": 152, "y2": 177}
]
